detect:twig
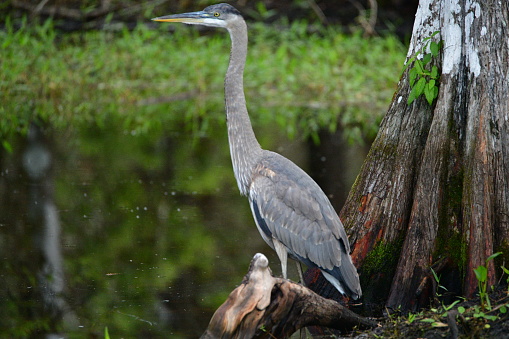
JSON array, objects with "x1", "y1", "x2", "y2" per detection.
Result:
[
  {"x1": 348, "y1": 0, "x2": 378, "y2": 36},
  {"x1": 34, "y1": 0, "x2": 50, "y2": 14},
  {"x1": 306, "y1": 0, "x2": 328, "y2": 25}
]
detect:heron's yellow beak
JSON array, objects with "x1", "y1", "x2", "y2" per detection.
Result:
[{"x1": 152, "y1": 11, "x2": 211, "y2": 24}]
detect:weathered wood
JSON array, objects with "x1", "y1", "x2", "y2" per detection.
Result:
[
  {"x1": 201, "y1": 253, "x2": 377, "y2": 338},
  {"x1": 340, "y1": 0, "x2": 509, "y2": 311}
]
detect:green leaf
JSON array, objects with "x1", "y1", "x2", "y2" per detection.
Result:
[
  {"x1": 423, "y1": 53, "x2": 432, "y2": 64},
  {"x1": 433, "y1": 86, "x2": 439, "y2": 99},
  {"x1": 409, "y1": 67, "x2": 418, "y2": 87},
  {"x1": 500, "y1": 305, "x2": 507, "y2": 314},
  {"x1": 424, "y1": 79, "x2": 437, "y2": 105},
  {"x1": 105, "y1": 327, "x2": 110, "y2": 339},
  {"x1": 487, "y1": 252, "x2": 502, "y2": 262},
  {"x1": 414, "y1": 77, "x2": 426, "y2": 97},
  {"x1": 407, "y1": 77, "x2": 426, "y2": 105},
  {"x1": 407, "y1": 91, "x2": 417, "y2": 105},
  {"x1": 432, "y1": 322, "x2": 448, "y2": 327},
  {"x1": 444, "y1": 300, "x2": 461, "y2": 311},
  {"x1": 2, "y1": 140, "x2": 13, "y2": 153},
  {"x1": 458, "y1": 306, "x2": 466, "y2": 314},
  {"x1": 425, "y1": 87, "x2": 434, "y2": 105},
  {"x1": 430, "y1": 41, "x2": 440, "y2": 57},
  {"x1": 414, "y1": 59, "x2": 424, "y2": 74},
  {"x1": 484, "y1": 314, "x2": 498, "y2": 321},
  {"x1": 430, "y1": 267, "x2": 440, "y2": 283},
  {"x1": 431, "y1": 65, "x2": 439, "y2": 78},
  {"x1": 474, "y1": 265, "x2": 487, "y2": 282},
  {"x1": 421, "y1": 318, "x2": 436, "y2": 323},
  {"x1": 424, "y1": 80, "x2": 436, "y2": 106}
]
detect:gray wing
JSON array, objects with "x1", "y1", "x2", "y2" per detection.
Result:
[
  {"x1": 248, "y1": 151, "x2": 351, "y2": 270},
  {"x1": 248, "y1": 152, "x2": 361, "y2": 298}
]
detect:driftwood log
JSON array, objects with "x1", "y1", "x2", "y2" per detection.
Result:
[{"x1": 201, "y1": 253, "x2": 377, "y2": 338}]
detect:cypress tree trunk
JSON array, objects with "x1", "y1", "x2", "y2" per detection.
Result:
[{"x1": 341, "y1": 0, "x2": 509, "y2": 311}]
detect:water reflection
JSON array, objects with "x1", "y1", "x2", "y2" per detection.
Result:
[
  {"x1": 0, "y1": 120, "x2": 280, "y2": 338},
  {"x1": 0, "y1": 120, "x2": 364, "y2": 337}
]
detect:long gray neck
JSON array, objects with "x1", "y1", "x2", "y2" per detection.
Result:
[{"x1": 225, "y1": 19, "x2": 262, "y2": 196}]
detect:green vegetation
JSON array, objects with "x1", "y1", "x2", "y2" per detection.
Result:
[
  {"x1": 1, "y1": 17, "x2": 405, "y2": 148},
  {"x1": 474, "y1": 252, "x2": 502, "y2": 310},
  {"x1": 406, "y1": 30, "x2": 441, "y2": 105},
  {"x1": 430, "y1": 267, "x2": 449, "y2": 299},
  {"x1": 364, "y1": 255, "x2": 509, "y2": 338},
  {"x1": 374, "y1": 295, "x2": 509, "y2": 338},
  {"x1": 502, "y1": 265, "x2": 509, "y2": 294}
]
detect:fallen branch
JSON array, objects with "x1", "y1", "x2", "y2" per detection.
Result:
[{"x1": 201, "y1": 253, "x2": 377, "y2": 338}]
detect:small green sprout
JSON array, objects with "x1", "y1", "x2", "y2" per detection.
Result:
[
  {"x1": 473, "y1": 252, "x2": 502, "y2": 310},
  {"x1": 406, "y1": 31, "x2": 442, "y2": 105}
]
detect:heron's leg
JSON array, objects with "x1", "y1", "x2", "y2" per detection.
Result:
[
  {"x1": 296, "y1": 261, "x2": 306, "y2": 286},
  {"x1": 296, "y1": 263, "x2": 307, "y2": 339},
  {"x1": 272, "y1": 238, "x2": 288, "y2": 279},
  {"x1": 296, "y1": 262, "x2": 308, "y2": 339}
]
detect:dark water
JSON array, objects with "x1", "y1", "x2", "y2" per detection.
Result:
[{"x1": 0, "y1": 121, "x2": 365, "y2": 338}]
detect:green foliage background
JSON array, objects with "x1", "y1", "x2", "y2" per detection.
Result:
[{"x1": 1, "y1": 18, "x2": 405, "y2": 145}]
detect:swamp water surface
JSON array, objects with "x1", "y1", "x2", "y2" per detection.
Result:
[{"x1": 0, "y1": 121, "x2": 364, "y2": 338}]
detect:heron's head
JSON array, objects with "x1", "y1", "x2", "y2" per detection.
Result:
[{"x1": 152, "y1": 3, "x2": 242, "y2": 29}]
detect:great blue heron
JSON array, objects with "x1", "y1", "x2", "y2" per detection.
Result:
[{"x1": 153, "y1": 3, "x2": 362, "y2": 299}]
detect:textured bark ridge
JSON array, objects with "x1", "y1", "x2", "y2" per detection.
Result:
[
  {"x1": 201, "y1": 254, "x2": 376, "y2": 338},
  {"x1": 340, "y1": 0, "x2": 509, "y2": 311}
]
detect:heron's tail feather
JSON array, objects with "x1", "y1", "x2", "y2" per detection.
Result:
[{"x1": 321, "y1": 253, "x2": 362, "y2": 299}]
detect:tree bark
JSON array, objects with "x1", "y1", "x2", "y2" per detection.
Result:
[
  {"x1": 201, "y1": 253, "x2": 376, "y2": 338},
  {"x1": 340, "y1": 0, "x2": 509, "y2": 311}
]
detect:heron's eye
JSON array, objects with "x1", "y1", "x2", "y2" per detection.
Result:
[{"x1": 214, "y1": 12, "x2": 220, "y2": 17}]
